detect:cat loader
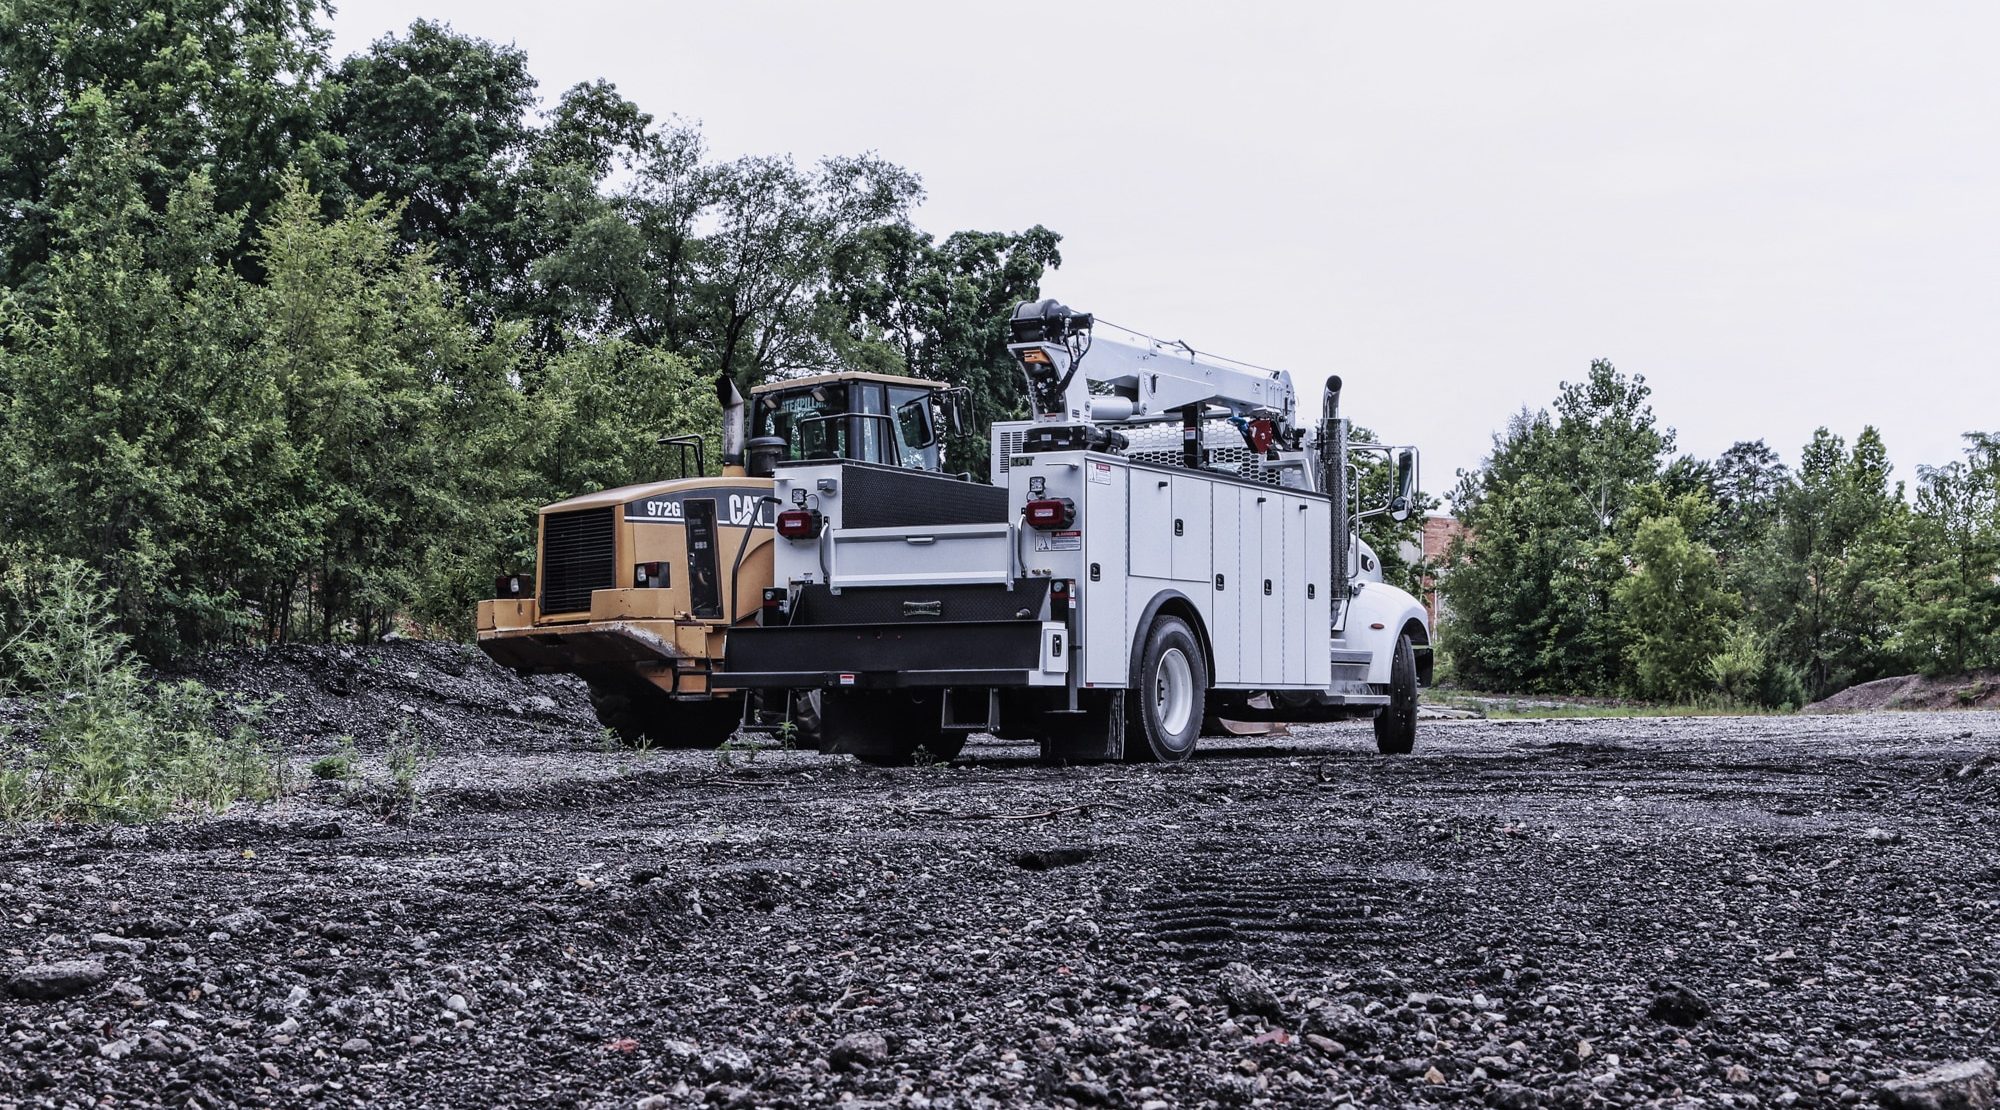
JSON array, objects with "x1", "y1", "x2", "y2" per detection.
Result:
[{"x1": 476, "y1": 373, "x2": 969, "y2": 745}]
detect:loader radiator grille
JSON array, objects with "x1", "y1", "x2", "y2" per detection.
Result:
[{"x1": 539, "y1": 507, "x2": 615, "y2": 614}]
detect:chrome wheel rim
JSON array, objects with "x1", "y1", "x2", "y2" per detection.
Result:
[{"x1": 1155, "y1": 647, "x2": 1195, "y2": 737}]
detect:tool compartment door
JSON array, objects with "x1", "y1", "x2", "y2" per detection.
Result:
[
  {"x1": 1084, "y1": 461, "x2": 1129, "y2": 686},
  {"x1": 1130, "y1": 471, "x2": 1174, "y2": 579},
  {"x1": 1208, "y1": 483, "x2": 1242, "y2": 684},
  {"x1": 828, "y1": 523, "x2": 1014, "y2": 588},
  {"x1": 1171, "y1": 475, "x2": 1212, "y2": 584}
]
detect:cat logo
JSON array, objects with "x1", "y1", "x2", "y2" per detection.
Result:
[{"x1": 902, "y1": 600, "x2": 943, "y2": 618}]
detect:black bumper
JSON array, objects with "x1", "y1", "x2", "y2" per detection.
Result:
[{"x1": 720, "y1": 620, "x2": 1046, "y2": 689}]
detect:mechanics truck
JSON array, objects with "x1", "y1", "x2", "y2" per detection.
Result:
[
  {"x1": 720, "y1": 300, "x2": 1431, "y2": 764},
  {"x1": 476, "y1": 372, "x2": 968, "y2": 745}
]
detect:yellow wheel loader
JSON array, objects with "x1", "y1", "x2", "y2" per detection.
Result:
[{"x1": 476, "y1": 372, "x2": 970, "y2": 746}]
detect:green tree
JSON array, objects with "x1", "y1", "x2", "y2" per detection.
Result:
[
  {"x1": 1887, "y1": 433, "x2": 2000, "y2": 675},
  {"x1": 0, "y1": 92, "x2": 289, "y2": 656},
  {"x1": 252, "y1": 174, "x2": 528, "y2": 640},
  {"x1": 1442, "y1": 361, "x2": 1671, "y2": 693},
  {"x1": 326, "y1": 20, "x2": 538, "y2": 318},
  {"x1": 0, "y1": 0, "x2": 334, "y2": 290},
  {"x1": 1614, "y1": 495, "x2": 1737, "y2": 700}
]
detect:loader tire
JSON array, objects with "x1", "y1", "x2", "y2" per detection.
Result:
[
  {"x1": 1126, "y1": 616, "x2": 1205, "y2": 763},
  {"x1": 1373, "y1": 634, "x2": 1418, "y2": 755},
  {"x1": 585, "y1": 680, "x2": 740, "y2": 748}
]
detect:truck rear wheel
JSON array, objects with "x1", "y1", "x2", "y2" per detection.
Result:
[
  {"x1": 819, "y1": 690, "x2": 963, "y2": 766},
  {"x1": 585, "y1": 679, "x2": 741, "y2": 748},
  {"x1": 1126, "y1": 616, "x2": 1206, "y2": 763},
  {"x1": 1373, "y1": 634, "x2": 1418, "y2": 755}
]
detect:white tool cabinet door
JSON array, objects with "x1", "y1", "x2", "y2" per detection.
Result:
[
  {"x1": 1171, "y1": 476, "x2": 1212, "y2": 585},
  {"x1": 1084, "y1": 466, "x2": 1129, "y2": 686},
  {"x1": 1130, "y1": 471, "x2": 1174, "y2": 579},
  {"x1": 1285, "y1": 495, "x2": 1309, "y2": 685},
  {"x1": 1208, "y1": 483, "x2": 1241, "y2": 684},
  {"x1": 1304, "y1": 497, "x2": 1333, "y2": 687},
  {"x1": 1256, "y1": 491, "x2": 1285, "y2": 685}
]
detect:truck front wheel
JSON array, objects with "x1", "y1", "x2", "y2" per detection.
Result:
[
  {"x1": 1127, "y1": 616, "x2": 1206, "y2": 763},
  {"x1": 1373, "y1": 634, "x2": 1418, "y2": 755}
]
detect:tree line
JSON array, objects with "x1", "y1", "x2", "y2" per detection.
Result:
[
  {"x1": 1439, "y1": 361, "x2": 2000, "y2": 706},
  {"x1": 0, "y1": 5, "x2": 1061, "y2": 661}
]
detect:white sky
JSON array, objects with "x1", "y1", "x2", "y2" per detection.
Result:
[{"x1": 331, "y1": 1, "x2": 2000, "y2": 501}]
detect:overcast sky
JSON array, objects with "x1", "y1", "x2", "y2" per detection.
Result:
[{"x1": 332, "y1": 1, "x2": 2000, "y2": 502}]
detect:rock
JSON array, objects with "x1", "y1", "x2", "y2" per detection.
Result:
[
  {"x1": 339, "y1": 1037, "x2": 372, "y2": 1056},
  {"x1": 1647, "y1": 983, "x2": 1712, "y2": 1026},
  {"x1": 1486, "y1": 1082, "x2": 1544, "y2": 1109},
  {"x1": 1875, "y1": 1059, "x2": 1996, "y2": 1110},
  {"x1": 8, "y1": 959, "x2": 107, "y2": 1000},
  {"x1": 525, "y1": 694, "x2": 559, "y2": 713},
  {"x1": 1216, "y1": 962, "x2": 1283, "y2": 1019},
  {"x1": 698, "y1": 1046, "x2": 753, "y2": 1083},
  {"x1": 214, "y1": 909, "x2": 268, "y2": 935},
  {"x1": 445, "y1": 993, "x2": 470, "y2": 1015},
  {"x1": 636, "y1": 1098, "x2": 670, "y2": 1110},
  {"x1": 89, "y1": 933, "x2": 145, "y2": 956},
  {"x1": 98, "y1": 1037, "x2": 135, "y2": 1060},
  {"x1": 830, "y1": 1031, "x2": 891, "y2": 1071},
  {"x1": 1305, "y1": 1033, "x2": 1346, "y2": 1058},
  {"x1": 1727, "y1": 1063, "x2": 1753, "y2": 1085}
]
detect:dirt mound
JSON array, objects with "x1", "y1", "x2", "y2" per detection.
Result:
[
  {"x1": 1806, "y1": 670, "x2": 2000, "y2": 713},
  {"x1": 169, "y1": 640, "x2": 601, "y2": 754}
]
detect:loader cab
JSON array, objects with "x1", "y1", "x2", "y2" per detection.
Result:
[{"x1": 747, "y1": 373, "x2": 966, "y2": 476}]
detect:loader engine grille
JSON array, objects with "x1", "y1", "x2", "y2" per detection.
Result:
[{"x1": 539, "y1": 507, "x2": 616, "y2": 615}]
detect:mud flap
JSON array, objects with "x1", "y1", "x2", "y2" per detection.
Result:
[{"x1": 1038, "y1": 691, "x2": 1126, "y2": 763}]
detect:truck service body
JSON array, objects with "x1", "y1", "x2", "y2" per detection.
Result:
[{"x1": 723, "y1": 300, "x2": 1431, "y2": 763}]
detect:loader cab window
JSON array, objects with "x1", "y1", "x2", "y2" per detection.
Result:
[
  {"x1": 889, "y1": 385, "x2": 941, "y2": 471},
  {"x1": 754, "y1": 385, "x2": 848, "y2": 462},
  {"x1": 854, "y1": 382, "x2": 890, "y2": 466}
]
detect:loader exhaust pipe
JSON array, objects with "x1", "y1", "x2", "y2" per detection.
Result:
[{"x1": 717, "y1": 374, "x2": 747, "y2": 473}]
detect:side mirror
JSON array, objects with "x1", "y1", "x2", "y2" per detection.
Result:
[
  {"x1": 897, "y1": 396, "x2": 937, "y2": 448},
  {"x1": 942, "y1": 388, "x2": 971, "y2": 437},
  {"x1": 1389, "y1": 448, "x2": 1418, "y2": 522}
]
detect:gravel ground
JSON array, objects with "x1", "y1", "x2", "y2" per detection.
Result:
[{"x1": 2, "y1": 645, "x2": 1997, "y2": 1108}]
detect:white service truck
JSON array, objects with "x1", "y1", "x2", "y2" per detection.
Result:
[{"x1": 720, "y1": 300, "x2": 1431, "y2": 764}]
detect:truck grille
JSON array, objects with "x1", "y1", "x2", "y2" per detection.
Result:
[{"x1": 539, "y1": 507, "x2": 615, "y2": 615}]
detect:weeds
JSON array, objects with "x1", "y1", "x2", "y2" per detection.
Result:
[
  {"x1": 310, "y1": 737, "x2": 358, "y2": 781},
  {"x1": 0, "y1": 560, "x2": 282, "y2": 824}
]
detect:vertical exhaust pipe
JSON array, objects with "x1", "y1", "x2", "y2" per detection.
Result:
[
  {"x1": 1321, "y1": 376, "x2": 1348, "y2": 599},
  {"x1": 717, "y1": 374, "x2": 747, "y2": 474}
]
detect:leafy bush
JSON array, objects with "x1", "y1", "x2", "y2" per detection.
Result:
[
  {"x1": 0, "y1": 561, "x2": 282, "y2": 823},
  {"x1": 310, "y1": 738, "x2": 358, "y2": 781}
]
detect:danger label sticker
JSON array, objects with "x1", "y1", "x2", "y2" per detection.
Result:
[
  {"x1": 1034, "y1": 530, "x2": 1083, "y2": 552},
  {"x1": 1089, "y1": 461, "x2": 1113, "y2": 485}
]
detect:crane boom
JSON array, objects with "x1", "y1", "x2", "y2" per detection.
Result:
[{"x1": 1006, "y1": 299, "x2": 1296, "y2": 435}]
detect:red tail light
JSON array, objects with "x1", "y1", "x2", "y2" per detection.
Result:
[
  {"x1": 1024, "y1": 498, "x2": 1075, "y2": 530},
  {"x1": 776, "y1": 509, "x2": 823, "y2": 540}
]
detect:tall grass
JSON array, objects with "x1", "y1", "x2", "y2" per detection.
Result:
[{"x1": 1, "y1": 560, "x2": 282, "y2": 823}]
